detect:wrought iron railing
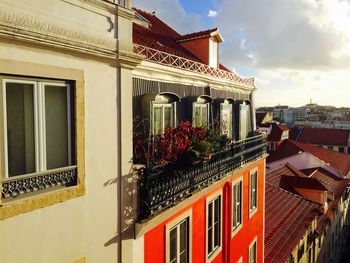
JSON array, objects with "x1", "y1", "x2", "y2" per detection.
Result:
[
  {"x1": 140, "y1": 134, "x2": 267, "y2": 218},
  {"x1": 1, "y1": 166, "x2": 77, "y2": 201},
  {"x1": 133, "y1": 45, "x2": 255, "y2": 87}
]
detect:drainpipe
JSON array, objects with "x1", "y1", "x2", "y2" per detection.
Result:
[{"x1": 117, "y1": 67, "x2": 122, "y2": 263}]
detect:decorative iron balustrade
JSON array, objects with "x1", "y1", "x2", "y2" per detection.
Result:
[
  {"x1": 133, "y1": 45, "x2": 255, "y2": 87},
  {"x1": 1, "y1": 166, "x2": 77, "y2": 201},
  {"x1": 140, "y1": 134, "x2": 267, "y2": 219}
]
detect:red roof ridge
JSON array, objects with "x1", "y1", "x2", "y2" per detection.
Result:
[
  {"x1": 266, "y1": 182, "x2": 321, "y2": 205},
  {"x1": 285, "y1": 163, "x2": 308, "y2": 178},
  {"x1": 176, "y1": 28, "x2": 219, "y2": 42}
]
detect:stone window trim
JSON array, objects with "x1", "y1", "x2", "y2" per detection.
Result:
[
  {"x1": 0, "y1": 59, "x2": 85, "y2": 220},
  {"x1": 249, "y1": 168, "x2": 258, "y2": 219},
  {"x1": 232, "y1": 176, "x2": 243, "y2": 237},
  {"x1": 206, "y1": 189, "x2": 223, "y2": 263},
  {"x1": 165, "y1": 209, "x2": 193, "y2": 263}
]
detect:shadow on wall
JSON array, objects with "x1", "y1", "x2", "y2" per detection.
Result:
[{"x1": 104, "y1": 160, "x2": 143, "y2": 247}]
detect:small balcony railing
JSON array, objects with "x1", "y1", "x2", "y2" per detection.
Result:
[
  {"x1": 140, "y1": 134, "x2": 267, "y2": 219},
  {"x1": 1, "y1": 166, "x2": 77, "y2": 201},
  {"x1": 133, "y1": 45, "x2": 255, "y2": 87}
]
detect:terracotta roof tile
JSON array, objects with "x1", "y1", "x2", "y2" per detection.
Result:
[
  {"x1": 268, "y1": 140, "x2": 350, "y2": 177},
  {"x1": 265, "y1": 183, "x2": 320, "y2": 263},
  {"x1": 296, "y1": 127, "x2": 350, "y2": 146}
]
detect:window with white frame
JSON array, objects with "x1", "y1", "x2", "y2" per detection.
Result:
[
  {"x1": 2, "y1": 78, "x2": 75, "y2": 178},
  {"x1": 220, "y1": 103, "x2": 233, "y2": 138},
  {"x1": 207, "y1": 194, "x2": 221, "y2": 258},
  {"x1": 169, "y1": 218, "x2": 190, "y2": 263},
  {"x1": 249, "y1": 170, "x2": 258, "y2": 214},
  {"x1": 193, "y1": 103, "x2": 209, "y2": 128},
  {"x1": 249, "y1": 239, "x2": 257, "y2": 263},
  {"x1": 152, "y1": 103, "x2": 175, "y2": 134},
  {"x1": 232, "y1": 180, "x2": 242, "y2": 231}
]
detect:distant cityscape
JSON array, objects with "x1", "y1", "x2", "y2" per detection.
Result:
[{"x1": 257, "y1": 101, "x2": 350, "y2": 129}]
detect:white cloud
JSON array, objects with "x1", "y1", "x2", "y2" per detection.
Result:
[
  {"x1": 133, "y1": 0, "x2": 350, "y2": 107},
  {"x1": 208, "y1": 10, "x2": 218, "y2": 18}
]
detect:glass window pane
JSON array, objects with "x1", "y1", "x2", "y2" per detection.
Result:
[
  {"x1": 201, "y1": 105, "x2": 208, "y2": 127},
  {"x1": 221, "y1": 104, "x2": 232, "y2": 138},
  {"x1": 208, "y1": 226, "x2": 212, "y2": 254},
  {"x1": 193, "y1": 104, "x2": 201, "y2": 127},
  {"x1": 170, "y1": 227, "x2": 177, "y2": 262},
  {"x1": 153, "y1": 106, "x2": 162, "y2": 134},
  {"x1": 208, "y1": 202, "x2": 213, "y2": 228},
  {"x1": 163, "y1": 106, "x2": 172, "y2": 130},
  {"x1": 179, "y1": 220, "x2": 188, "y2": 263},
  {"x1": 6, "y1": 82, "x2": 35, "y2": 176},
  {"x1": 45, "y1": 85, "x2": 69, "y2": 169}
]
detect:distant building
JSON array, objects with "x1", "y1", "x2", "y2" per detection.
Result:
[
  {"x1": 265, "y1": 180, "x2": 319, "y2": 263},
  {"x1": 258, "y1": 123, "x2": 289, "y2": 152},
  {"x1": 291, "y1": 127, "x2": 350, "y2": 154},
  {"x1": 266, "y1": 161, "x2": 350, "y2": 263}
]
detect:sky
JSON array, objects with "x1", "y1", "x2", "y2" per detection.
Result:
[{"x1": 133, "y1": 0, "x2": 350, "y2": 108}]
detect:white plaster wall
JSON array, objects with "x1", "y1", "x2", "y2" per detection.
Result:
[{"x1": 0, "y1": 38, "x2": 120, "y2": 263}]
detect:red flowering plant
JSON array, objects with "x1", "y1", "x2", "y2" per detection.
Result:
[{"x1": 134, "y1": 120, "x2": 206, "y2": 169}]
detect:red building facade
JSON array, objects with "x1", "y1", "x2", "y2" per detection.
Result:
[
  {"x1": 137, "y1": 159, "x2": 265, "y2": 263},
  {"x1": 132, "y1": 8, "x2": 266, "y2": 263}
]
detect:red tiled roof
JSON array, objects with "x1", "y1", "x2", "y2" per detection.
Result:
[
  {"x1": 268, "y1": 140, "x2": 350, "y2": 177},
  {"x1": 267, "y1": 123, "x2": 289, "y2": 142},
  {"x1": 282, "y1": 175, "x2": 328, "y2": 191},
  {"x1": 265, "y1": 183, "x2": 320, "y2": 263},
  {"x1": 176, "y1": 28, "x2": 218, "y2": 41},
  {"x1": 296, "y1": 127, "x2": 350, "y2": 146},
  {"x1": 301, "y1": 167, "x2": 350, "y2": 199},
  {"x1": 133, "y1": 8, "x2": 204, "y2": 63}
]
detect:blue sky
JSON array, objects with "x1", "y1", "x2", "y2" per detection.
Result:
[{"x1": 133, "y1": 0, "x2": 350, "y2": 108}]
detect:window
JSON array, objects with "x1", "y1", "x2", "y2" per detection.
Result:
[
  {"x1": 169, "y1": 219, "x2": 189, "y2": 263},
  {"x1": 207, "y1": 194, "x2": 221, "y2": 259},
  {"x1": 220, "y1": 102, "x2": 233, "y2": 138},
  {"x1": 239, "y1": 102, "x2": 251, "y2": 140},
  {"x1": 232, "y1": 179, "x2": 242, "y2": 232},
  {"x1": 249, "y1": 239, "x2": 257, "y2": 263},
  {"x1": 150, "y1": 93, "x2": 178, "y2": 135},
  {"x1": 152, "y1": 103, "x2": 175, "y2": 134},
  {"x1": 193, "y1": 103, "x2": 209, "y2": 127},
  {"x1": 249, "y1": 169, "x2": 258, "y2": 215},
  {"x1": 166, "y1": 210, "x2": 192, "y2": 263},
  {"x1": 2, "y1": 78, "x2": 74, "y2": 178}
]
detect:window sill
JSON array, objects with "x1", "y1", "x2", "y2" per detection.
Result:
[
  {"x1": 249, "y1": 207, "x2": 258, "y2": 219},
  {"x1": 207, "y1": 246, "x2": 222, "y2": 263},
  {"x1": 0, "y1": 166, "x2": 85, "y2": 220},
  {"x1": 232, "y1": 223, "x2": 243, "y2": 238}
]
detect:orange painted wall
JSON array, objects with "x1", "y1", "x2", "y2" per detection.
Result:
[
  {"x1": 179, "y1": 37, "x2": 210, "y2": 65},
  {"x1": 143, "y1": 159, "x2": 265, "y2": 263}
]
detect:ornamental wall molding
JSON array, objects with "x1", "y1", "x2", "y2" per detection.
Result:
[
  {"x1": 133, "y1": 60, "x2": 253, "y2": 95},
  {"x1": 0, "y1": 7, "x2": 118, "y2": 58}
]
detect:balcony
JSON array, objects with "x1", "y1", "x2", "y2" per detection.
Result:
[{"x1": 140, "y1": 133, "x2": 267, "y2": 219}]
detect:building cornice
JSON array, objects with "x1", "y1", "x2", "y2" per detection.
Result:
[
  {"x1": 133, "y1": 61, "x2": 254, "y2": 95},
  {"x1": 0, "y1": 7, "x2": 118, "y2": 59}
]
